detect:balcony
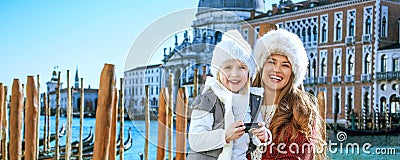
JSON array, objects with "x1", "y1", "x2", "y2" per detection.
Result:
[
  {"x1": 376, "y1": 71, "x2": 400, "y2": 81},
  {"x1": 361, "y1": 74, "x2": 372, "y2": 82},
  {"x1": 332, "y1": 76, "x2": 341, "y2": 84},
  {"x1": 345, "y1": 75, "x2": 354, "y2": 83},
  {"x1": 345, "y1": 36, "x2": 355, "y2": 45},
  {"x1": 318, "y1": 77, "x2": 327, "y2": 84},
  {"x1": 304, "y1": 77, "x2": 316, "y2": 85},
  {"x1": 362, "y1": 34, "x2": 371, "y2": 43}
]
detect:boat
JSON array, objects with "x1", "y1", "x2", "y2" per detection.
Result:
[
  {"x1": 37, "y1": 127, "x2": 133, "y2": 160},
  {"x1": 46, "y1": 126, "x2": 93, "y2": 153},
  {"x1": 336, "y1": 123, "x2": 400, "y2": 136}
]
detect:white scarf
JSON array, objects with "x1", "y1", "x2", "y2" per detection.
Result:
[{"x1": 202, "y1": 76, "x2": 234, "y2": 160}]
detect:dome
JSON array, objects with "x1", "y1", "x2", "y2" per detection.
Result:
[{"x1": 198, "y1": 0, "x2": 265, "y2": 13}]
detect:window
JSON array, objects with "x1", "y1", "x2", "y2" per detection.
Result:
[
  {"x1": 335, "y1": 56, "x2": 341, "y2": 75},
  {"x1": 349, "y1": 20, "x2": 355, "y2": 36},
  {"x1": 381, "y1": 6, "x2": 388, "y2": 37},
  {"x1": 364, "y1": 53, "x2": 371, "y2": 74},
  {"x1": 381, "y1": 55, "x2": 387, "y2": 72},
  {"x1": 393, "y1": 58, "x2": 399, "y2": 72},
  {"x1": 313, "y1": 26, "x2": 317, "y2": 42},
  {"x1": 254, "y1": 26, "x2": 260, "y2": 43},
  {"x1": 364, "y1": 7, "x2": 373, "y2": 35},
  {"x1": 307, "y1": 26, "x2": 312, "y2": 42},
  {"x1": 321, "y1": 58, "x2": 326, "y2": 76},
  {"x1": 381, "y1": 84, "x2": 386, "y2": 91},
  {"x1": 243, "y1": 29, "x2": 249, "y2": 42},
  {"x1": 322, "y1": 24, "x2": 327, "y2": 42},
  {"x1": 381, "y1": 18, "x2": 387, "y2": 37},
  {"x1": 348, "y1": 55, "x2": 354, "y2": 75},
  {"x1": 334, "y1": 12, "x2": 343, "y2": 41},
  {"x1": 347, "y1": 10, "x2": 356, "y2": 37}
]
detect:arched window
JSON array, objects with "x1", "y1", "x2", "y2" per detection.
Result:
[
  {"x1": 215, "y1": 31, "x2": 222, "y2": 44},
  {"x1": 335, "y1": 56, "x2": 341, "y2": 75},
  {"x1": 321, "y1": 58, "x2": 326, "y2": 76},
  {"x1": 366, "y1": 17, "x2": 372, "y2": 34},
  {"x1": 336, "y1": 21, "x2": 342, "y2": 41},
  {"x1": 381, "y1": 17, "x2": 387, "y2": 37},
  {"x1": 302, "y1": 28, "x2": 306, "y2": 42},
  {"x1": 380, "y1": 97, "x2": 387, "y2": 113},
  {"x1": 381, "y1": 55, "x2": 387, "y2": 72},
  {"x1": 393, "y1": 58, "x2": 399, "y2": 72},
  {"x1": 365, "y1": 53, "x2": 371, "y2": 74},
  {"x1": 389, "y1": 95, "x2": 398, "y2": 114},
  {"x1": 307, "y1": 26, "x2": 312, "y2": 42},
  {"x1": 308, "y1": 60, "x2": 311, "y2": 77},
  {"x1": 349, "y1": 19, "x2": 355, "y2": 37},
  {"x1": 322, "y1": 23, "x2": 327, "y2": 42},
  {"x1": 313, "y1": 26, "x2": 318, "y2": 42},
  {"x1": 348, "y1": 55, "x2": 354, "y2": 75},
  {"x1": 312, "y1": 59, "x2": 316, "y2": 77},
  {"x1": 202, "y1": 32, "x2": 207, "y2": 43}
]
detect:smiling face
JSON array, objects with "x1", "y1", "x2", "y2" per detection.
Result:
[
  {"x1": 218, "y1": 60, "x2": 249, "y2": 93},
  {"x1": 261, "y1": 54, "x2": 293, "y2": 93}
]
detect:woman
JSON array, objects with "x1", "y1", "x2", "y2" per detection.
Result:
[{"x1": 251, "y1": 29, "x2": 326, "y2": 159}]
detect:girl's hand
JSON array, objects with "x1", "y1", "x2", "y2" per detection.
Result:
[
  {"x1": 225, "y1": 120, "x2": 245, "y2": 143},
  {"x1": 251, "y1": 122, "x2": 269, "y2": 142}
]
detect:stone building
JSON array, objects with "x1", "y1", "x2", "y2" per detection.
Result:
[{"x1": 242, "y1": 0, "x2": 400, "y2": 127}]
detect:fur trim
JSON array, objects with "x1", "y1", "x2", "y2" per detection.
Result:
[
  {"x1": 211, "y1": 30, "x2": 256, "y2": 78},
  {"x1": 253, "y1": 29, "x2": 308, "y2": 88}
]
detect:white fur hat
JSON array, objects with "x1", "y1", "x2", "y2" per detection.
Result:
[
  {"x1": 210, "y1": 30, "x2": 256, "y2": 78},
  {"x1": 253, "y1": 29, "x2": 308, "y2": 88}
]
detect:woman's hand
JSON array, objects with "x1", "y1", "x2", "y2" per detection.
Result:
[
  {"x1": 251, "y1": 122, "x2": 269, "y2": 142},
  {"x1": 225, "y1": 120, "x2": 245, "y2": 143}
]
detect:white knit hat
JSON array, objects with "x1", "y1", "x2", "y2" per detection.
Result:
[
  {"x1": 210, "y1": 30, "x2": 256, "y2": 78},
  {"x1": 253, "y1": 29, "x2": 308, "y2": 88}
]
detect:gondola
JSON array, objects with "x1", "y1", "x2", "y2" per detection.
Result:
[
  {"x1": 336, "y1": 123, "x2": 400, "y2": 136},
  {"x1": 46, "y1": 126, "x2": 93, "y2": 153},
  {"x1": 38, "y1": 127, "x2": 132, "y2": 159}
]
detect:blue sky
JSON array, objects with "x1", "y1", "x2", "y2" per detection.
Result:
[{"x1": 0, "y1": 0, "x2": 295, "y2": 93}]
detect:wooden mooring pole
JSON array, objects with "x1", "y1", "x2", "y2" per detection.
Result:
[
  {"x1": 119, "y1": 78, "x2": 124, "y2": 160},
  {"x1": 65, "y1": 70, "x2": 72, "y2": 160},
  {"x1": 0, "y1": 83, "x2": 4, "y2": 159},
  {"x1": 156, "y1": 88, "x2": 167, "y2": 160},
  {"x1": 36, "y1": 74, "x2": 40, "y2": 159},
  {"x1": 175, "y1": 88, "x2": 188, "y2": 160},
  {"x1": 108, "y1": 89, "x2": 118, "y2": 160},
  {"x1": 79, "y1": 78, "x2": 84, "y2": 160},
  {"x1": 55, "y1": 71, "x2": 61, "y2": 160},
  {"x1": 10, "y1": 79, "x2": 23, "y2": 159},
  {"x1": 93, "y1": 64, "x2": 116, "y2": 160},
  {"x1": 167, "y1": 74, "x2": 173, "y2": 160},
  {"x1": 1, "y1": 85, "x2": 8, "y2": 160},
  {"x1": 193, "y1": 68, "x2": 198, "y2": 98},
  {"x1": 144, "y1": 85, "x2": 150, "y2": 160},
  {"x1": 46, "y1": 92, "x2": 51, "y2": 152},
  {"x1": 318, "y1": 92, "x2": 326, "y2": 141},
  {"x1": 43, "y1": 92, "x2": 48, "y2": 153},
  {"x1": 25, "y1": 76, "x2": 39, "y2": 160}
]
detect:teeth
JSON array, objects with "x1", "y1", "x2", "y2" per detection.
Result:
[
  {"x1": 230, "y1": 80, "x2": 239, "y2": 83},
  {"x1": 270, "y1": 75, "x2": 282, "y2": 81}
]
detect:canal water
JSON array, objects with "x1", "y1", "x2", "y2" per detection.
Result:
[{"x1": 40, "y1": 116, "x2": 400, "y2": 159}]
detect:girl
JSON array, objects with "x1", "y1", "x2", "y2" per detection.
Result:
[
  {"x1": 187, "y1": 30, "x2": 266, "y2": 160},
  {"x1": 252, "y1": 29, "x2": 326, "y2": 160}
]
